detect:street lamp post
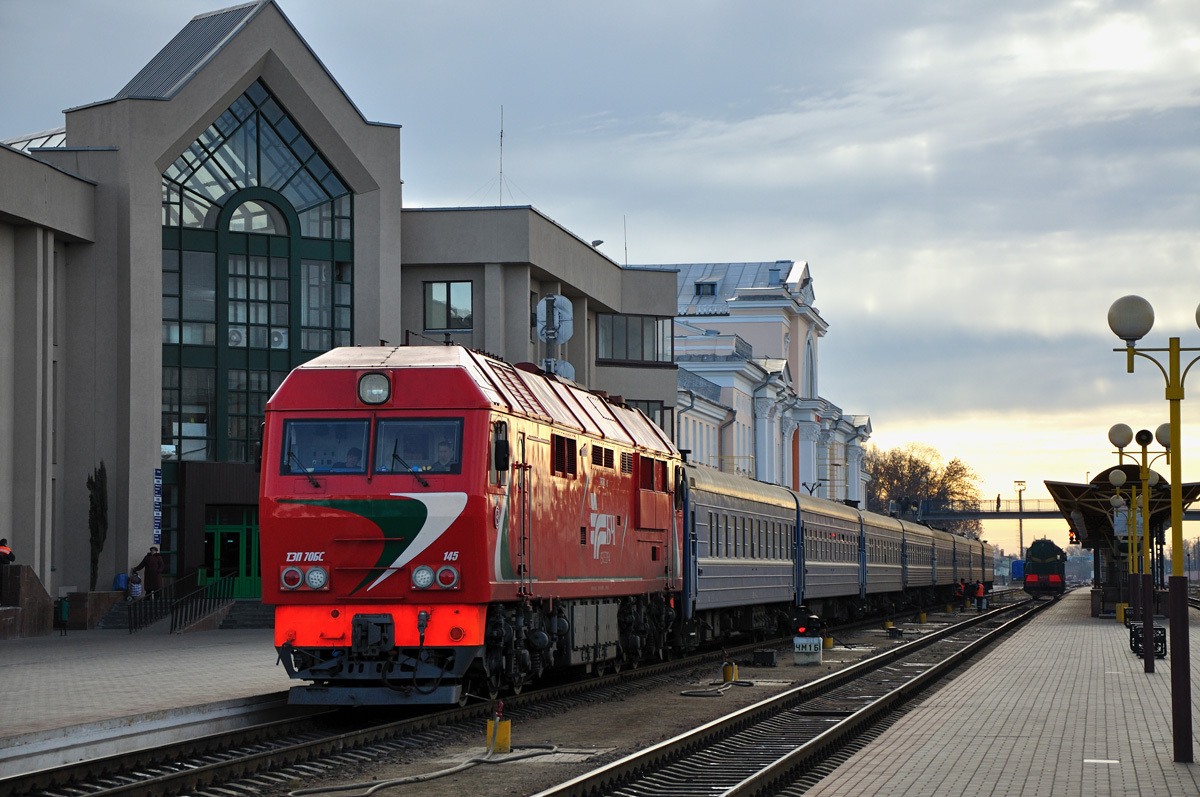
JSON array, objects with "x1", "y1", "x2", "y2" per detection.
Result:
[
  {"x1": 1108, "y1": 424, "x2": 1166, "y2": 673},
  {"x1": 1014, "y1": 480, "x2": 1026, "y2": 560},
  {"x1": 1108, "y1": 471, "x2": 1137, "y2": 616},
  {"x1": 1107, "y1": 294, "x2": 1200, "y2": 762}
]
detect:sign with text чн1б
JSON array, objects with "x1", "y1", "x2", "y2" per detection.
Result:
[{"x1": 793, "y1": 636, "x2": 822, "y2": 666}]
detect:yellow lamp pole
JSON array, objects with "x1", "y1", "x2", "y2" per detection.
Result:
[
  {"x1": 1108, "y1": 295, "x2": 1200, "y2": 762},
  {"x1": 1109, "y1": 424, "x2": 1166, "y2": 674},
  {"x1": 1107, "y1": 471, "x2": 1137, "y2": 610}
]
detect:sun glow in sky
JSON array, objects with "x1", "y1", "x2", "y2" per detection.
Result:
[{"x1": 4, "y1": 1, "x2": 1200, "y2": 558}]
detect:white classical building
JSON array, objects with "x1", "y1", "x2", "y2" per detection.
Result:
[{"x1": 668, "y1": 261, "x2": 871, "y2": 504}]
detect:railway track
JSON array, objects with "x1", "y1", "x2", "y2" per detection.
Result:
[
  {"x1": 0, "y1": 634, "x2": 809, "y2": 797},
  {"x1": 2, "y1": 601, "x2": 1010, "y2": 797},
  {"x1": 531, "y1": 597, "x2": 1045, "y2": 797}
]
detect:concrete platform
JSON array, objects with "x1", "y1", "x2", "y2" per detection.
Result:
[
  {"x1": 0, "y1": 626, "x2": 291, "y2": 739},
  {"x1": 807, "y1": 590, "x2": 1200, "y2": 796}
]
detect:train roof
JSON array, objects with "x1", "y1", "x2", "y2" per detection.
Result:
[
  {"x1": 685, "y1": 464, "x2": 797, "y2": 509},
  {"x1": 287, "y1": 346, "x2": 678, "y2": 457}
]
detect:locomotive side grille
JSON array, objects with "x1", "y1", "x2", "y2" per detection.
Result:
[
  {"x1": 604, "y1": 448, "x2": 614, "y2": 468},
  {"x1": 620, "y1": 451, "x2": 633, "y2": 474},
  {"x1": 592, "y1": 446, "x2": 604, "y2": 466},
  {"x1": 552, "y1": 434, "x2": 578, "y2": 476}
]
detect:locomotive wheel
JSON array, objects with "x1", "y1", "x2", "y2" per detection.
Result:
[{"x1": 594, "y1": 660, "x2": 607, "y2": 677}]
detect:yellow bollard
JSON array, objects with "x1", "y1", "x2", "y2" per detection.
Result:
[
  {"x1": 945, "y1": 604, "x2": 954, "y2": 614},
  {"x1": 822, "y1": 636, "x2": 834, "y2": 649},
  {"x1": 918, "y1": 612, "x2": 927, "y2": 624},
  {"x1": 721, "y1": 662, "x2": 739, "y2": 682},
  {"x1": 486, "y1": 719, "x2": 512, "y2": 754},
  {"x1": 1116, "y1": 604, "x2": 1127, "y2": 624},
  {"x1": 882, "y1": 620, "x2": 893, "y2": 629}
]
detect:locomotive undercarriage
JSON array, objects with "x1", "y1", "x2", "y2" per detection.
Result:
[{"x1": 281, "y1": 592, "x2": 680, "y2": 706}]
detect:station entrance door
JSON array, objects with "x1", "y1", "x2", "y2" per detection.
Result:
[{"x1": 202, "y1": 505, "x2": 261, "y2": 598}]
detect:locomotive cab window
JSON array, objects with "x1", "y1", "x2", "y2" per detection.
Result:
[
  {"x1": 375, "y1": 418, "x2": 464, "y2": 475},
  {"x1": 280, "y1": 419, "x2": 370, "y2": 474}
]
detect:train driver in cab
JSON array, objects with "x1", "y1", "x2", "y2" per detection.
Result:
[{"x1": 432, "y1": 440, "x2": 456, "y2": 472}]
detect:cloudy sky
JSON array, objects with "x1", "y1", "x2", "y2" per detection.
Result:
[{"x1": 4, "y1": 1, "x2": 1200, "y2": 553}]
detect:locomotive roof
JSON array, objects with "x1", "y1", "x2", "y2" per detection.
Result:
[{"x1": 293, "y1": 346, "x2": 678, "y2": 457}]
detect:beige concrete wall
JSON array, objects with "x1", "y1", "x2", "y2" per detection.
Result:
[
  {"x1": 0, "y1": 224, "x2": 14, "y2": 554},
  {"x1": 25, "y1": 1, "x2": 402, "y2": 596},
  {"x1": 0, "y1": 147, "x2": 95, "y2": 243}
]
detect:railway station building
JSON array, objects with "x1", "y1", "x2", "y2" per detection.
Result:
[
  {"x1": 668, "y1": 261, "x2": 871, "y2": 504},
  {"x1": 0, "y1": 0, "x2": 677, "y2": 611}
]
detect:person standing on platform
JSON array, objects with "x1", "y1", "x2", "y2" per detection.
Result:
[
  {"x1": 954, "y1": 579, "x2": 964, "y2": 611},
  {"x1": 0, "y1": 538, "x2": 13, "y2": 564},
  {"x1": 133, "y1": 545, "x2": 165, "y2": 600},
  {"x1": 975, "y1": 580, "x2": 984, "y2": 611}
]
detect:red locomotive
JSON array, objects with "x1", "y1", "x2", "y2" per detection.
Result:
[{"x1": 260, "y1": 346, "x2": 683, "y2": 705}]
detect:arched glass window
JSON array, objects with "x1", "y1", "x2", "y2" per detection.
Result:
[
  {"x1": 161, "y1": 79, "x2": 354, "y2": 472},
  {"x1": 228, "y1": 200, "x2": 286, "y2": 234}
]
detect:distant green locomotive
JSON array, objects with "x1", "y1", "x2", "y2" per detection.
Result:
[{"x1": 1023, "y1": 538, "x2": 1066, "y2": 598}]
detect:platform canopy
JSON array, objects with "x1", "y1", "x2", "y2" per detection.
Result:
[{"x1": 1045, "y1": 464, "x2": 1200, "y2": 556}]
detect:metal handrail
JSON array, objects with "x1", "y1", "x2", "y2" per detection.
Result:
[
  {"x1": 127, "y1": 571, "x2": 198, "y2": 633},
  {"x1": 170, "y1": 573, "x2": 237, "y2": 633}
]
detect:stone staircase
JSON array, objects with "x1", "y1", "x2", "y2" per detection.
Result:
[
  {"x1": 96, "y1": 600, "x2": 132, "y2": 630},
  {"x1": 219, "y1": 600, "x2": 275, "y2": 629}
]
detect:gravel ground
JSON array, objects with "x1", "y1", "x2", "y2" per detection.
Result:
[{"x1": 266, "y1": 613, "x2": 966, "y2": 797}]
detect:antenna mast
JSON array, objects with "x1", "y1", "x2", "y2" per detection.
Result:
[
  {"x1": 499, "y1": 106, "x2": 504, "y2": 206},
  {"x1": 623, "y1": 215, "x2": 628, "y2": 266}
]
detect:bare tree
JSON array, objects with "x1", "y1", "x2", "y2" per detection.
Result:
[{"x1": 863, "y1": 443, "x2": 983, "y2": 538}]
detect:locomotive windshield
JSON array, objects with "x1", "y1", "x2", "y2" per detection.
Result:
[
  {"x1": 375, "y1": 418, "x2": 463, "y2": 475},
  {"x1": 280, "y1": 419, "x2": 370, "y2": 474}
]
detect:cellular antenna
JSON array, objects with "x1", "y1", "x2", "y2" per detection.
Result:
[{"x1": 499, "y1": 106, "x2": 503, "y2": 206}]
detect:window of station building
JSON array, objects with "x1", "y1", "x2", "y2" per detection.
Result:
[
  {"x1": 161, "y1": 78, "x2": 354, "y2": 467},
  {"x1": 424, "y1": 281, "x2": 473, "y2": 331},
  {"x1": 626, "y1": 400, "x2": 670, "y2": 434},
  {"x1": 162, "y1": 366, "x2": 216, "y2": 461},
  {"x1": 596, "y1": 314, "x2": 673, "y2": 365}
]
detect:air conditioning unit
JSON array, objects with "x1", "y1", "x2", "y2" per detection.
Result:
[
  {"x1": 228, "y1": 326, "x2": 247, "y2": 347},
  {"x1": 270, "y1": 328, "x2": 289, "y2": 349}
]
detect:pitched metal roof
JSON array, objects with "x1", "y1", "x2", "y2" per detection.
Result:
[
  {"x1": 113, "y1": 2, "x2": 263, "y2": 101},
  {"x1": 655, "y1": 261, "x2": 804, "y2": 316}
]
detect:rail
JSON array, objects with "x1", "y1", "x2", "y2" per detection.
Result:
[{"x1": 170, "y1": 573, "x2": 237, "y2": 633}]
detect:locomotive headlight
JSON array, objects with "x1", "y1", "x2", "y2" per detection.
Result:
[
  {"x1": 281, "y1": 566, "x2": 303, "y2": 590},
  {"x1": 412, "y1": 565, "x2": 435, "y2": 589},
  {"x1": 358, "y1": 372, "x2": 390, "y2": 405},
  {"x1": 304, "y1": 566, "x2": 329, "y2": 590}
]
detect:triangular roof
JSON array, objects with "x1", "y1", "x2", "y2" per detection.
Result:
[
  {"x1": 114, "y1": 2, "x2": 262, "y2": 101},
  {"x1": 74, "y1": 1, "x2": 392, "y2": 128}
]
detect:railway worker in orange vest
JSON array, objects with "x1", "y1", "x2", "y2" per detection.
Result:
[
  {"x1": 975, "y1": 580, "x2": 985, "y2": 611},
  {"x1": 0, "y1": 538, "x2": 13, "y2": 564},
  {"x1": 953, "y1": 580, "x2": 964, "y2": 611}
]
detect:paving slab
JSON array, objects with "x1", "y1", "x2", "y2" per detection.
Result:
[
  {"x1": 807, "y1": 590, "x2": 1200, "y2": 796},
  {"x1": 0, "y1": 626, "x2": 290, "y2": 739}
]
